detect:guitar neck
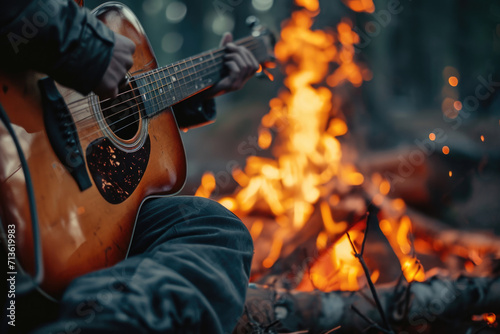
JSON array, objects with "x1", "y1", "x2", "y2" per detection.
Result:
[{"x1": 134, "y1": 35, "x2": 268, "y2": 117}]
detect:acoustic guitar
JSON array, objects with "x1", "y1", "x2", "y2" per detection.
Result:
[{"x1": 0, "y1": 1, "x2": 275, "y2": 298}]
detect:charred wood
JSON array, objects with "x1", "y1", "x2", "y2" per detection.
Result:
[{"x1": 234, "y1": 275, "x2": 500, "y2": 334}]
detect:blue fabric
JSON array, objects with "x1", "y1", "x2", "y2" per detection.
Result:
[{"x1": 31, "y1": 196, "x2": 253, "y2": 334}]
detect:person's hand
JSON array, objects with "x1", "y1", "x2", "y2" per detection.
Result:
[
  {"x1": 207, "y1": 32, "x2": 260, "y2": 97},
  {"x1": 94, "y1": 33, "x2": 136, "y2": 99}
]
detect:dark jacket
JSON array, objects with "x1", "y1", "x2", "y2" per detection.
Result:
[{"x1": 0, "y1": 0, "x2": 215, "y2": 128}]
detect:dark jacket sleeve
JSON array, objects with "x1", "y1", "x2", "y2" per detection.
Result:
[
  {"x1": 0, "y1": 0, "x2": 115, "y2": 95},
  {"x1": 172, "y1": 97, "x2": 217, "y2": 129}
]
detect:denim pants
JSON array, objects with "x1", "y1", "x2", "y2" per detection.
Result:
[{"x1": 31, "y1": 196, "x2": 254, "y2": 334}]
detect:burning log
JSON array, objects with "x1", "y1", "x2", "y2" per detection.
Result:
[
  {"x1": 407, "y1": 209, "x2": 500, "y2": 260},
  {"x1": 245, "y1": 194, "x2": 367, "y2": 282},
  {"x1": 357, "y1": 146, "x2": 481, "y2": 217},
  {"x1": 237, "y1": 207, "x2": 500, "y2": 333},
  {"x1": 234, "y1": 275, "x2": 500, "y2": 333}
]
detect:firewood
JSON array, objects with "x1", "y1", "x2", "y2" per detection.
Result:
[
  {"x1": 244, "y1": 194, "x2": 367, "y2": 282},
  {"x1": 233, "y1": 275, "x2": 500, "y2": 333},
  {"x1": 357, "y1": 147, "x2": 432, "y2": 206},
  {"x1": 407, "y1": 208, "x2": 500, "y2": 258},
  {"x1": 357, "y1": 146, "x2": 476, "y2": 215}
]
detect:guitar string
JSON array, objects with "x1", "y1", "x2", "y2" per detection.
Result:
[
  {"x1": 68, "y1": 38, "x2": 263, "y2": 119},
  {"x1": 67, "y1": 38, "x2": 267, "y2": 140},
  {"x1": 69, "y1": 40, "x2": 262, "y2": 119},
  {"x1": 71, "y1": 45, "x2": 268, "y2": 142},
  {"x1": 73, "y1": 42, "x2": 263, "y2": 129},
  {"x1": 71, "y1": 41, "x2": 264, "y2": 125},
  {"x1": 67, "y1": 42, "x2": 264, "y2": 128},
  {"x1": 72, "y1": 63, "x2": 238, "y2": 142},
  {"x1": 66, "y1": 36, "x2": 260, "y2": 111},
  {"x1": 65, "y1": 35, "x2": 258, "y2": 109}
]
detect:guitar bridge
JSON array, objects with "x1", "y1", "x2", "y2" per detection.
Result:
[{"x1": 38, "y1": 77, "x2": 91, "y2": 191}]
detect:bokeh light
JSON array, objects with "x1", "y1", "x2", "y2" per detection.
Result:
[
  {"x1": 142, "y1": 0, "x2": 163, "y2": 16},
  {"x1": 161, "y1": 32, "x2": 184, "y2": 53},
  {"x1": 166, "y1": 1, "x2": 187, "y2": 23},
  {"x1": 252, "y1": 0, "x2": 273, "y2": 11}
]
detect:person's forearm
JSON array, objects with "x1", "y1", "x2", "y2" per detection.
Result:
[{"x1": 0, "y1": 0, "x2": 115, "y2": 95}]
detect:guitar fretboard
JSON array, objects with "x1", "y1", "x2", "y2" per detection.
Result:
[{"x1": 134, "y1": 36, "x2": 268, "y2": 117}]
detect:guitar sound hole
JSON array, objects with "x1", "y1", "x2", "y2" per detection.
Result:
[{"x1": 99, "y1": 85, "x2": 141, "y2": 140}]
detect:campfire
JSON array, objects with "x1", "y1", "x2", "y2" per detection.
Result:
[{"x1": 195, "y1": 0, "x2": 500, "y2": 332}]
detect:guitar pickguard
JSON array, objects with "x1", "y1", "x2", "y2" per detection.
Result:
[{"x1": 86, "y1": 136, "x2": 151, "y2": 204}]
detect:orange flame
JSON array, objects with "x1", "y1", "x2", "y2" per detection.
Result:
[
  {"x1": 298, "y1": 231, "x2": 366, "y2": 291},
  {"x1": 295, "y1": 0, "x2": 319, "y2": 12},
  {"x1": 196, "y1": 0, "x2": 428, "y2": 291},
  {"x1": 221, "y1": 3, "x2": 370, "y2": 275},
  {"x1": 379, "y1": 214, "x2": 425, "y2": 282}
]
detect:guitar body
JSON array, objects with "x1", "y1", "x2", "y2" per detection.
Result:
[{"x1": 0, "y1": 3, "x2": 186, "y2": 297}]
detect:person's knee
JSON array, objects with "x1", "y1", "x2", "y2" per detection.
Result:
[
  {"x1": 175, "y1": 196, "x2": 227, "y2": 222},
  {"x1": 196, "y1": 198, "x2": 253, "y2": 251},
  {"x1": 169, "y1": 196, "x2": 253, "y2": 249}
]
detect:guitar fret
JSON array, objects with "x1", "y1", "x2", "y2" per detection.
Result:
[
  {"x1": 135, "y1": 33, "x2": 269, "y2": 118},
  {"x1": 208, "y1": 51, "x2": 216, "y2": 86},
  {"x1": 136, "y1": 76, "x2": 153, "y2": 117},
  {"x1": 195, "y1": 55, "x2": 207, "y2": 91},
  {"x1": 154, "y1": 70, "x2": 163, "y2": 109},
  {"x1": 147, "y1": 74, "x2": 158, "y2": 110},
  {"x1": 159, "y1": 69, "x2": 170, "y2": 107},
  {"x1": 156, "y1": 69, "x2": 165, "y2": 111},
  {"x1": 168, "y1": 65, "x2": 180, "y2": 103},
  {"x1": 178, "y1": 65, "x2": 186, "y2": 100},
  {"x1": 187, "y1": 60, "x2": 194, "y2": 95},
  {"x1": 183, "y1": 61, "x2": 190, "y2": 99},
  {"x1": 148, "y1": 71, "x2": 156, "y2": 109}
]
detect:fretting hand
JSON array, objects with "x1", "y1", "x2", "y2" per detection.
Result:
[{"x1": 206, "y1": 32, "x2": 260, "y2": 97}]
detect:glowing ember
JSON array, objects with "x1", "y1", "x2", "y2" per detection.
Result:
[
  {"x1": 429, "y1": 133, "x2": 436, "y2": 141},
  {"x1": 442, "y1": 146, "x2": 450, "y2": 155},
  {"x1": 401, "y1": 256, "x2": 425, "y2": 282},
  {"x1": 448, "y1": 76, "x2": 458, "y2": 86},
  {"x1": 484, "y1": 313, "x2": 497, "y2": 325},
  {"x1": 342, "y1": 0, "x2": 375, "y2": 13},
  {"x1": 480, "y1": 135, "x2": 485, "y2": 142}
]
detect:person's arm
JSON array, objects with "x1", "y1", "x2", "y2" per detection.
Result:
[
  {"x1": 172, "y1": 32, "x2": 259, "y2": 129},
  {"x1": 0, "y1": 0, "x2": 134, "y2": 97}
]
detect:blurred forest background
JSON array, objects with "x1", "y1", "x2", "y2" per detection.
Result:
[{"x1": 86, "y1": 0, "x2": 500, "y2": 232}]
